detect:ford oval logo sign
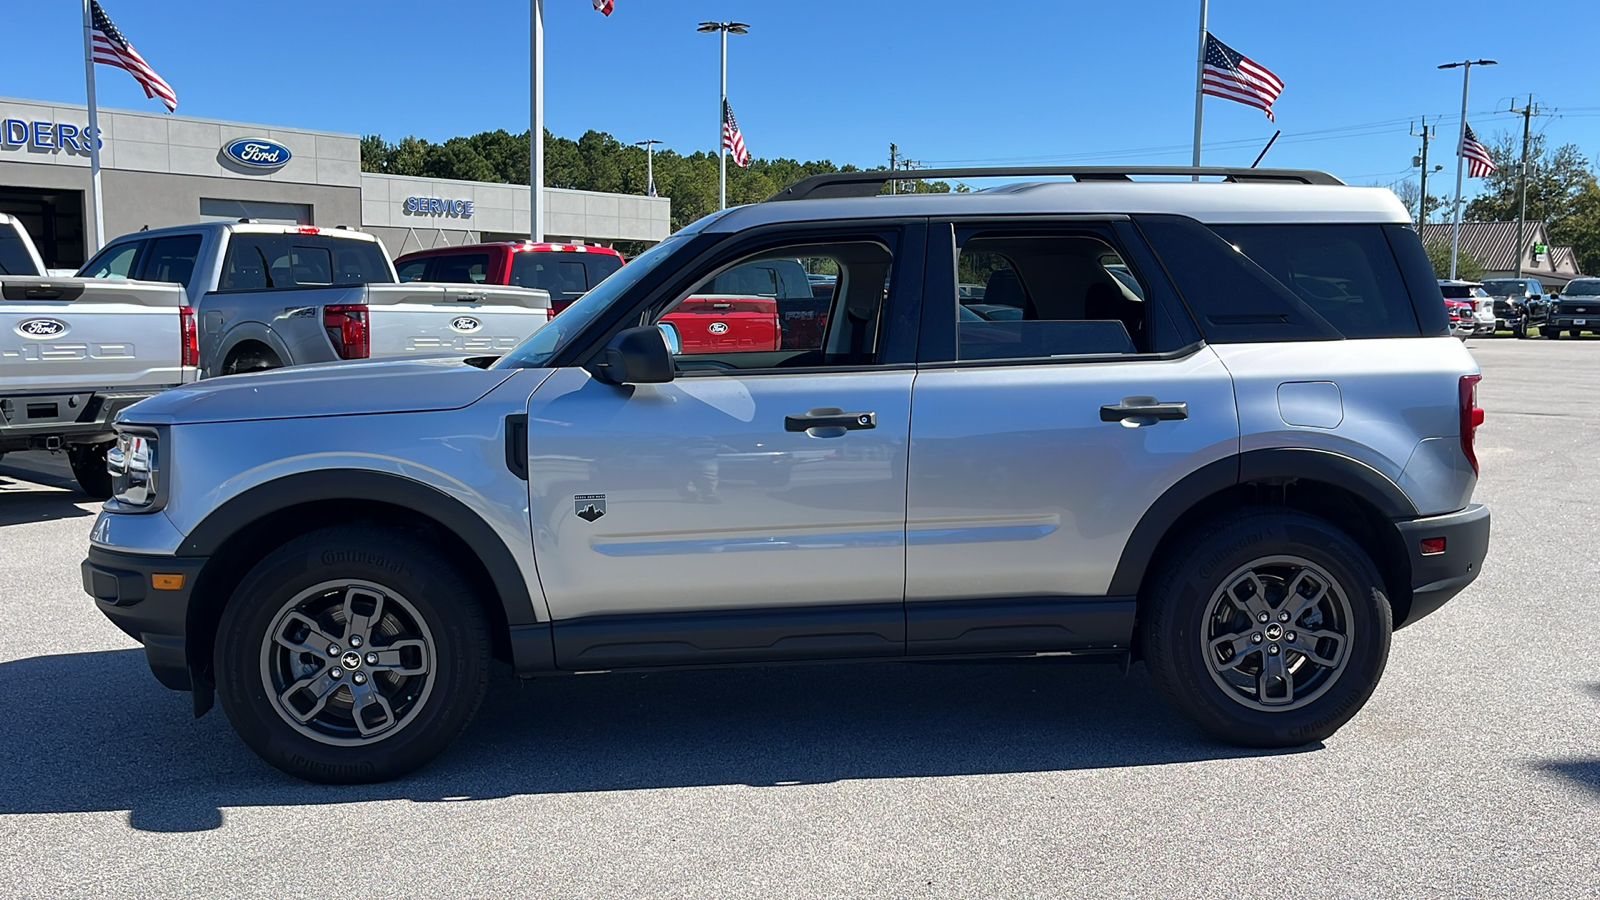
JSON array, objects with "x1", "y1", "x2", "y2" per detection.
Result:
[
  {"x1": 450, "y1": 316, "x2": 482, "y2": 334},
  {"x1": 708, "y1": 322, "x2": 729, "y2": 335},
  {"x1": 222, "y1": 137, "x2": 292, "y2": 170},
  {"x1": 17, "y1": 318, "x2": 68, "y2": 337}
]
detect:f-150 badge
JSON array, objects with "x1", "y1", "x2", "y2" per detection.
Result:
[{"x1": 575, "y1": 494, "x2": 606, "y2": 522}]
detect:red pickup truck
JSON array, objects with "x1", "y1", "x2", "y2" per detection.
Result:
[{"x1": 396, "y1": 243, "x2": 823, "y2": 355}]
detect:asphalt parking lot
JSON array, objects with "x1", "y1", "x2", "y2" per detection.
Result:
[{"x1": 1, "y1": 338, "x2": 1596, "y2": 899}]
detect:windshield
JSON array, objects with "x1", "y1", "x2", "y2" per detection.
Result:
[
  {"x1": 494, "y1": 236, "x2": 686, "y2": 369},
  {"x1": 1481, "y1": 281, "x2": 1527, "y2": 297},
  {"x1": 1563, "y1": 280, "x2": 1600, "y2": 296}
]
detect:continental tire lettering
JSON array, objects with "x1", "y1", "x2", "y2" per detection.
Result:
[{"x1": 320, "y1": 550, "x2": 405, "y2": 573}]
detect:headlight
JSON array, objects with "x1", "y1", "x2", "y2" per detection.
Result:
[{"x1": 107, "y1": 427, "x2": 163, "y2": 511}]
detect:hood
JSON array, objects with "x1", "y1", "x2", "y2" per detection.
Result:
[{"x1": 117, "y1": 358, "x2": 518, "y2": 426}]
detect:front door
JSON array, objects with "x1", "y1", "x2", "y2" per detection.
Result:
[
  {"x1": 526, "y1": 227, "x2": 923, "y2": 669},
  {"x1": 903, "y1": 220, "x2": 1239, "y2": 655}
]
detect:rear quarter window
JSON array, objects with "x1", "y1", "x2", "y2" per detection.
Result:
[
  {"x1": 1208, "y1": 224, "x2": 1421, "y2": 338},
  {"x1": 0, "y1": 229, "x2": 38, "y2": 275},
  {"x1": 221, "y1": 234, "x2": 389, "y2": 290}
]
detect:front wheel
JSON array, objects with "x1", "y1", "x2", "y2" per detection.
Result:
[
  {"x1": 1140, "y1": 509, "x2": 1392, "y2": 748},
  {"x1": 1513, "y1": 319, "x2": 1528, "y2": 339},
  {"x1": 215, "y1": 526, "x2": 491, "y2": 783},
  {"x1": 68, "y1": 441, "x2": 114, "y2": 499},
  {"x1": 1541, "y1": 327, "x2": 1561, "y2": 339}
]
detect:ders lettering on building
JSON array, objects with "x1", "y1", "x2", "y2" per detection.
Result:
[{"x1": 1, "y1": 119, "x2": 102, "y2": 153}]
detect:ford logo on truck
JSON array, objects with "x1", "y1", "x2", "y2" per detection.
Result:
[
  {"x1": 222, "y1": 137, "x2": 292, "y2": 170},
  {"x1": 17, "y1": 318, "x2": 68, "y2": 337},
  {"x1": 450, "y1": 316, "x2": 482, "y2": 334}
]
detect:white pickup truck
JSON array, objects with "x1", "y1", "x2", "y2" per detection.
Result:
[
  {"x1": 77, "y1": 221, "x2": 552, "y2": 377},
  {"x1": 1, "y1": 212, "x2": 197, "y2": 496}
]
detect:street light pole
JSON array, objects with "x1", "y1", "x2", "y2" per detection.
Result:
[
  {"x1": 698, "y1": 21, "x2": 749, "y2": 210},
  {"x1": 1438, "y1": 58, "x2": 1497, "y2": 279},
  {"x1": 635, "y1": 139, "x2": 662, "y2": 197}
]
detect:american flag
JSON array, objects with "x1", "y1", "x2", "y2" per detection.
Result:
[
  {"x1": 90, "y1": 1, "x2": 176, "y2": 112},
  {"x1": 1202, "y1": 33, "x2": 1283, "y2": 122},
  {"x1": 722, "y1": 100, "x2": 750, "y2": 167},
  {"x1": 1460, "y1": 124, "x2": 1497, "y2": 178},
  {"x1": 593, "y1": 0, "x2": 613, "y2": 15}
]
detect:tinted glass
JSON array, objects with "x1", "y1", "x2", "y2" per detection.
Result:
[
  {"x1": 0, "y1": 228, "x2": 38, "y2": 275},
  {"x1": 1481, "y1": 281, "x2": 1523, "y2": 297},
  {"x1": 220, "y1": 234, "x2": 389, "y2": 290},
  {"x1": 425, "y1": 253, "x2": 492, "y2": 285},
  {"x1": 1211, "y1": 224, "x2": 1420, "y2": 338},
  {"x1": 395, "y1": 259, "x2": 428, "y2": 282},
  {"x1": 138, "y1": 234, "x2": 202, "y2": 286},
  {"x1": 1564, "y1": 280, "x2": 1600, "y2": 296},
  {"x1": 79, "y1": 241, "x2": 142, "y2": 279},
  {"x1": 511, "y1": 251, "x2": 619, "y2": 303},
  {"x1": 584, "y1": 253, "x2": 623, "y2": 287},
  {"x1": 953, "y1": 234, "x2": 1148, "y2": 359}
]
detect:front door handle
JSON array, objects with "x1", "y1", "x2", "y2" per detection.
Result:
[
  {"x1": 1100, "y1": 398, "x2": 1188, "y2": 422},
  {"x1": 785, "y1": 407, "x2": 876, "y2": 432}
]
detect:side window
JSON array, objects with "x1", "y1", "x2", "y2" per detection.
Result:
[
  {"x1": 80, "y1": 241, "x2": 143, "y2": 279},
  {"x1": 584, "y1": 254, "x2": 623, "y2": 288},
  {"x1": 395, "y1": 258, "x2": 429, "y2": 282},
  {"x1": 427, "y1": 253, "x2": 492, "y2": 285},
  {"x1": 137, "y1": 234, "x2": 202, "y2": 286},
  {"x1": 655, "y1": 240, "x2": 894, "y2": 370},
  {"x1": 221, "y1": 234, "x2": 387, "y2": 290},
  {"x1": 1209, "y1": 224, "x2": 1422, "y2": 338},
  {"x1": 953, "y1": 233, "x2": 1152, "y2": 360}
]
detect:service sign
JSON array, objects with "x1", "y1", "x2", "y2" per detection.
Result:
[{"x1": 223, "y1": 137, "x2": 292, "y2": 170}]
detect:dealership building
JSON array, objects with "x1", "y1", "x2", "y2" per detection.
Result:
[{"x1": 0, "y1": 95, "x2": 672, "y2": 270}]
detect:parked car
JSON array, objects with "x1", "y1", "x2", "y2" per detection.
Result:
[
  {"x1": 77, "y1": 222, "x2": 550, "y2": 377},
  {"x1": 1, "y1": 212, "x2": 198, "y2": 495},
  {"x1": 1480, "y1": 277, "x2": 1551, "y2": 338},
  {"x1": 1544, "y1": 277, "x2": 1600, "y2": 338},
  {"x1": 1437, "y1": 280, "x2": 1495, "y2": 336},
  {"x1": 395, "y1": 242, "x2": 623, "y2": 315},
  {"x1": 85, "y1": 165, "x2": 1490, "y2": 783}
]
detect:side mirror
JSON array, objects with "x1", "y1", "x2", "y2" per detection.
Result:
[
  {"x1": 586, "y1": 325, "x2": 675, "y2": 385},
  {"x1": 656, "y1": 321, "x2": 682, "y2": 355}
]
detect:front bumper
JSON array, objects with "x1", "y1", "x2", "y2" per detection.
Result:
[
  {"x1": 1549, "y1": 315, "x2": 1597, "y2": 329},
  {"x1": 1394, "y1": 503, "x2": 1490, "y2": 627},
  {"x1": 82, "y1": 546, "x2": 207, "y2": 691}
]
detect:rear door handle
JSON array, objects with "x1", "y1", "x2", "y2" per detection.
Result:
[
  {"x1": 785, "y1": 408, "x2": 876, "y2": 432},
  {"x1": 1100, "y1": 398, "x2": 1188, "y2": 422}
]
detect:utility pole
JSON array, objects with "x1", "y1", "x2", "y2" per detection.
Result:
[
  {"x1": 1410, "y1": 117, "x2": 1437, "y2": 225},
  {"x1": 1510, "y1": 94, "x2": 1542, "y2": 278},
  {"x1": 889, "y1": 143, "x2": 898, "y2": 196}
]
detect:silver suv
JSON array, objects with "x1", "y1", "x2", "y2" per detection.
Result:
[{"x1": 83, "y1": 167, "x2": 1492, "y2": 783}]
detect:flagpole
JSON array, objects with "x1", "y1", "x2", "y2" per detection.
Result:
[
  {"x1": 1448, "y1": 66, "x2": 1471, "y2": 280},
  {"x1": 1191, "y1": 0, "x2": 1208, "y2": 180},
  {"x1": 529, "y1": 0, "x2": 544, "y2": 242},
  {"x1": 82, "y1": 0, "x2": 106, "y2": 251},
  {"x1": 718, "y1": 27, "x2": 727, "y2": 210}
]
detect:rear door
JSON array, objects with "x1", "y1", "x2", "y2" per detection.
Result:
[{"x1": 903, "y1": 219, "x2": 1238, "y2": 655}]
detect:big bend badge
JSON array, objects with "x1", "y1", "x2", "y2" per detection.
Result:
[{"x1": 574, "y1": 494, "x2": 606, "y2": 522}]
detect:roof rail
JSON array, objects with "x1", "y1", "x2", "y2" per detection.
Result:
[{"x1": 765, "y1": 166, "x2": 1344, "y2": 202}]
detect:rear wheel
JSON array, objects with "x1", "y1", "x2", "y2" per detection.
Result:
[
  {"x1": 215, "y1": 526, "x2": 491, "y2": 783},
  {"x1": 221, "y1": 344, "x2": 283, "y2": 376},
  {"x1": 68, "y1": 441, "x2": 114, "y2": 499},
  {"x1": 1140, "y1": 509, "x2": 1392, "y2": 748}
]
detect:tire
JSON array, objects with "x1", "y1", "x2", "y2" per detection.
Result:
[
  {"x1": 1541, "y1": 327, "x2": 1561, "y2": 339},
  {"x1": 1140, "y1": 508, "x2": 1392, "y2": 748},
  {"x1": 1513, "y1": 320, "x2": 1528, "y2": 339},
  {"x1": 214, "y1": 525, "x2": 491, "y2": 783},
  {"x1": 1572, "y1": 329, "x2": 1583, "y2": 339},
  {"x1": 68, "y1": 441, "x2": 114, "y2": 499},
  {"x1": 221, "y1": 346, "x2": 283, "y2": 376}
]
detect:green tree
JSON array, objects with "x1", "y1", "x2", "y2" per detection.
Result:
[{"x1": 1424, "y1": 239, "x2": 1485, "y2": 281}]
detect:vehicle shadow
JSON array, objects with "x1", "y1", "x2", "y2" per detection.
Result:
[
  {"x1": 0, "y1": 471, "x2": 96, "y2": 527},
  {"x1": 0, "y1": 648, "x2": 1311, "y2": 832},
  {"x1": 1533, "y1": 683, "x2": 1600, "y2": 797}
]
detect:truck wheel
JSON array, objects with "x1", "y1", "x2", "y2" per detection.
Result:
[
  {"x1": 214, "y1": 526, "x2": 491, "y2": 783},
  {"x1": 1140, "y1": 508, "x2": 1392, "y2": 748},
  {"x1": 221, "y1": 345, "x2": 283, "y2": 376},
  {"x1": 1571, "y1": 329, "x2": 1584, "y2": 339},
  {"x1": 68, "y1": 442, "x2": 114, "y2": 499},
  {"x1": 1513, "y1": 320, "x2": 1528, "y2": 338},
  {"x1": 1541, "y1": 327, "x2": 1561, "y2": 339}
]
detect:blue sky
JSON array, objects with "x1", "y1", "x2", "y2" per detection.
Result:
[{"x1": 8, "y1": 0, "x2": 1600, "y2": 201}]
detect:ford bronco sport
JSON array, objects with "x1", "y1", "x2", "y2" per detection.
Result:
[{"x1": 83, "y1": 166, "x2": 1491, "y2": 783}]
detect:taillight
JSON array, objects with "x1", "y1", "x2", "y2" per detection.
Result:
[
  {"x1": 179, "y1": 306, "x2": 199, "y2": 368},
  {"x1": 1459, "y1": 374, "x2": 1484, "y2": 475},
  {"x1": 323, "y1": 304, "x2": 369, "y2": 360}
]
